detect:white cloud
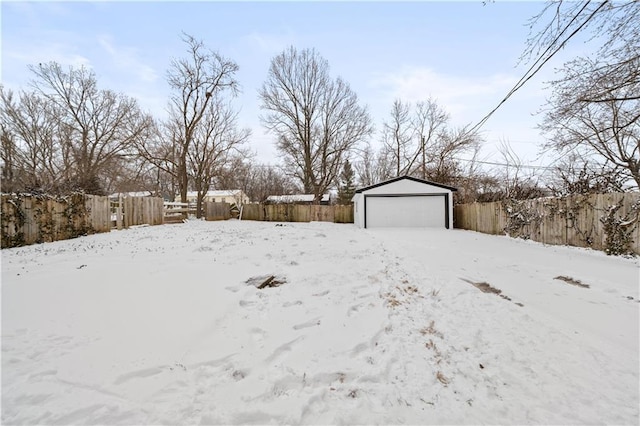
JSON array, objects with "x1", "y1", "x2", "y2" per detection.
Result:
[
  {"x1": 366, "y1": 66, "x2": 552, "y2": 162},
  {"x1": 6, "y1": 42, "x2": 93, "y2": 70},
  {"x1": 97, "y1": 34, "x2": 158, "y2": 83},
  {"x1": 369, "y1": 66, "x2": 521, "y2": 118},
  {"x1": 2, "y1": 41, "x2": 93, "y2": 90}
]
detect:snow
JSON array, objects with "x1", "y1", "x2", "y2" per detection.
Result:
[{"x1": 1, "y1": 220, "x2": 638, "y2": 425}]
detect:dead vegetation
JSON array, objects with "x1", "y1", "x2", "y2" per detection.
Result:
[
  {"x1": 383, "y1": 294, "x2": 402, "y2": 308},
  {"x1": 419, "y1": 320, "x2": 443, "y2": 339},
  {"x1": 246, "y1": 275, "x2": 287, "y2": 289},
  {"x1": 554, "y1": 275, "x2": 590, "y2": 289},
  {"x1": 382, "y1": 284, "x2": 422, "y2": 308},
  {"x1": 436, "y1": 371, "x2": 449, "y2": 385}
]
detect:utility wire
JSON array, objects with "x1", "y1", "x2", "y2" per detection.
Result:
[
  {"x1": 467, "y1": 0, "x2": 609, "y2": 136},
  {"x1": 454, "y1": 157, "x2": 558, "y2": 171}
]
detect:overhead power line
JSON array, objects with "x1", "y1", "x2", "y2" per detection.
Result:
[
  {"x1": 466, "y1": 0, "x2": 609, "y2": 136},
  {"x1": 454, "y1": 157, "x2": 558, "y2": 171}
]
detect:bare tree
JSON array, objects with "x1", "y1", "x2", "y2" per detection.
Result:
[
  {"x1": 381, "y1": 99, "x2": 414, "y2": 176},
  {"x1": 259, "y1": 46, "x2": 373, "y2": 202},
  {"x1": 187, "y1": 97, "x2": 250, "y2": 217},
  {"x1": 541, "y1": 66, "x2": 640, "y2": 188},
  {"x1": 135, "y1": 119, "x2": 181, "y2": 199},
  {"x1": 524, "y1": 1, "x2": 639, "y2": 104},
  {"x1": 239, "y1": 164, "x2": 299, "y2": 203},
  {"x1": 494, "y1": 140, "x2": 546, "y2": 200},
  {"x1": 0, "y1": 123, "x2": 20, "y2": 193},
  {"x1": 27, "y1": 62, "x2": 154, "y2": 194},
  {"x1": 1, "y1": 86, "x2": 61, "y2": 192},
  {"x1": 410, "y1": 98, "x2": 450, "y2": 179},
  {"x1": 422, "y1": 125, "x2": 482, "y2": 187},
  {"x1": 353, "y1": 143, "x2": 392, "y2": 187},
  {"x1": 377, "y1": 97, "x2": 471, "y2": 184},
  {"x1": 166, "y1": 33, "x2": 239, "y2": 203}
]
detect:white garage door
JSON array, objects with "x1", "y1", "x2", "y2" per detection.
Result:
[{"x1": 366, "y1": 195, "x2": 446, "y2": 228}]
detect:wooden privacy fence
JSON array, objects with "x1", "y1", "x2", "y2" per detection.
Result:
[
  {"x1": 1, "y1": 193, "x2": 111, "y2": 248},
  {"x1": 454, "y1": 192, "x2": 640, "y2": 255},
  {"x1": 204, "y1": 202, "x2": 231, "y2": 221},
  {"x1": 123, "y1": 196, "x2": 164, "y2": 227},
  {"x1": 111, "y1": 196, "x2": 165, "y2": 228},
  {"x1": 241, "y1": 203, "x2": 354, "y2": 224}
]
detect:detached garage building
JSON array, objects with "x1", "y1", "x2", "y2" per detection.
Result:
[{"x1": 351, "y1": 176, "x2": 457, "y2": 229}]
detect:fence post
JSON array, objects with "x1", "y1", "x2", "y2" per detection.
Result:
[{"x1": 116, "y1": 194, "x2": 123, "y2": 230}]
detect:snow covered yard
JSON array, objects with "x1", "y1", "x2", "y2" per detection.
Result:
[{"x1": 1, "y1": 220, "x2": 638, "y2": 425}]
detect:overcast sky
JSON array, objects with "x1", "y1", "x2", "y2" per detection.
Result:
[{"x1": 1, "y1": 1, "x2": 597, "y2": 169}]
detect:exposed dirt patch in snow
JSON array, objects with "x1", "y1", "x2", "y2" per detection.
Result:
[
  {"x1": 554, "y1": 275, "x2": 590, "y2": 288},
  {"x1": 460, "y1": 277, "x2": 524, "y2": 306},
  {"x1": 246, "y1": 274, "x2": 287, "y2": 289}
]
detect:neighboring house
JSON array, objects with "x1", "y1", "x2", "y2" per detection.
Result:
[
  {"x1": 184, "y1": 190, "x2": 250, "y2": 206},
  {"x1": 265, "y1": 194, "x2": 332, "y2": 205},
  {"x1": 351, "y1": 176, "x2": 457, "y2": 229}
]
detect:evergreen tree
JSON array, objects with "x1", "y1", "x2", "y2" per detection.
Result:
[{"x1": 338, "y1": 160, "x2": 356, "y2": 204}]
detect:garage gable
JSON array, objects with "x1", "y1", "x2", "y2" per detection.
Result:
[{"x1": 356, "y1": 175, "x2": 457, "y2": 195}]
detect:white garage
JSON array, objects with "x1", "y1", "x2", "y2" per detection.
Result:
[{"x1": 351, "y1": 176, "x2": 457, "y2": 229}]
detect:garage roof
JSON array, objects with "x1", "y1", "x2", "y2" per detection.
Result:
[{"x1": 355, "y1": 175, "x2": 458, "y2": 193}]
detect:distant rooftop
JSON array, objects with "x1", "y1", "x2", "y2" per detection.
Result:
[
  {"x1": 109, "y1": 191, "x2": 154, "y2": 198},
  {"x1": 185, "y1": 190, "x2": 244, "y2": 197}
]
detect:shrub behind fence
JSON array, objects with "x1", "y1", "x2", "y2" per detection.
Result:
[
  {"x1": 1, "y1": 193, "x2": 111, "y2": 248},
  {"x1": 454, "y1": 192, "x2": 640, "y2": 255}
]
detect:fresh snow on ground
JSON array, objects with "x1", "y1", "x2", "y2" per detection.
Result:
[{"x1": 1, "y1": 220, "x2": 638, "y2": 425}]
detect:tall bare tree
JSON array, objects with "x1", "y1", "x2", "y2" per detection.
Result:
[
  {"x1": 135, "y1": 119, "x2": 181, "y2": 199},
  {"x1": 353, "y1": 144, "x2": 392, "y2": 187},
  {"x1": 167, "y1": 33, "x2": 239, "y2": 203},
  {"x1": 411, "y1": 98, "x2": 450, "y2": 179},
  {"x1": 424, "y1": 125, "x2": 482, "y2": 187},
  {"x1": 375, "y1": 98, "x2": 481, "y2": 187},
  {"x1": 524, "y1": 1, "x2": 639, "y2": 189},
  {"x1": 1, "y1": 87, "x2": 57, "y2": 192},
  {"x1": 187, "y1": 97, "x2": 251, "y2": 217},
  {"x1": 524, "y1": 1, "x2": 639, "y2": 104},
  {"x1": 381, "y1": 99, "x2": 414, "y2": 176},
  {"x1": 0, "y1": 121, "x2": 21, "y2": 193},
  {"x1": 259, "y1": 46, "x2": 373, "y2": 202},
  {"x1": 246, "y1": 164, "x2": 300, "y2": 203},
  {"x1": 541, "y1": 60, "x2": 640, "y2": 189},
  {"x1": 26, "y1": 62, "x2": 153, "y2": 194},
  {"x1": 379, "y1": 98, "x2": 458, "y2": 180},
  {"x1": 1, "y1": 65, "x2": 153, "y2": 195}
]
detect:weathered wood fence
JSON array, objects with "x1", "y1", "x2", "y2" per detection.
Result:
[
  {"x1": 204, "y1": 202, "x2": 231, "y2": 221},
  {"x1": 112, "y1": 196, "x2": 165, "y2": 229},
  {"x1": 1, "y1": 193, "x2": 111, "y2": 248},
  {"x1": 241, "y1": 203, "x2": 354, "y2": 223},
  {"x1": 122, "y1": 196, "x2": 164, "y2": 227},
  {"x1": 454, "y1": 192, "x2": 640, "y2": 255},
  {"x1": 1, "y1": 194, "x2": 166, "y2": 248}
]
